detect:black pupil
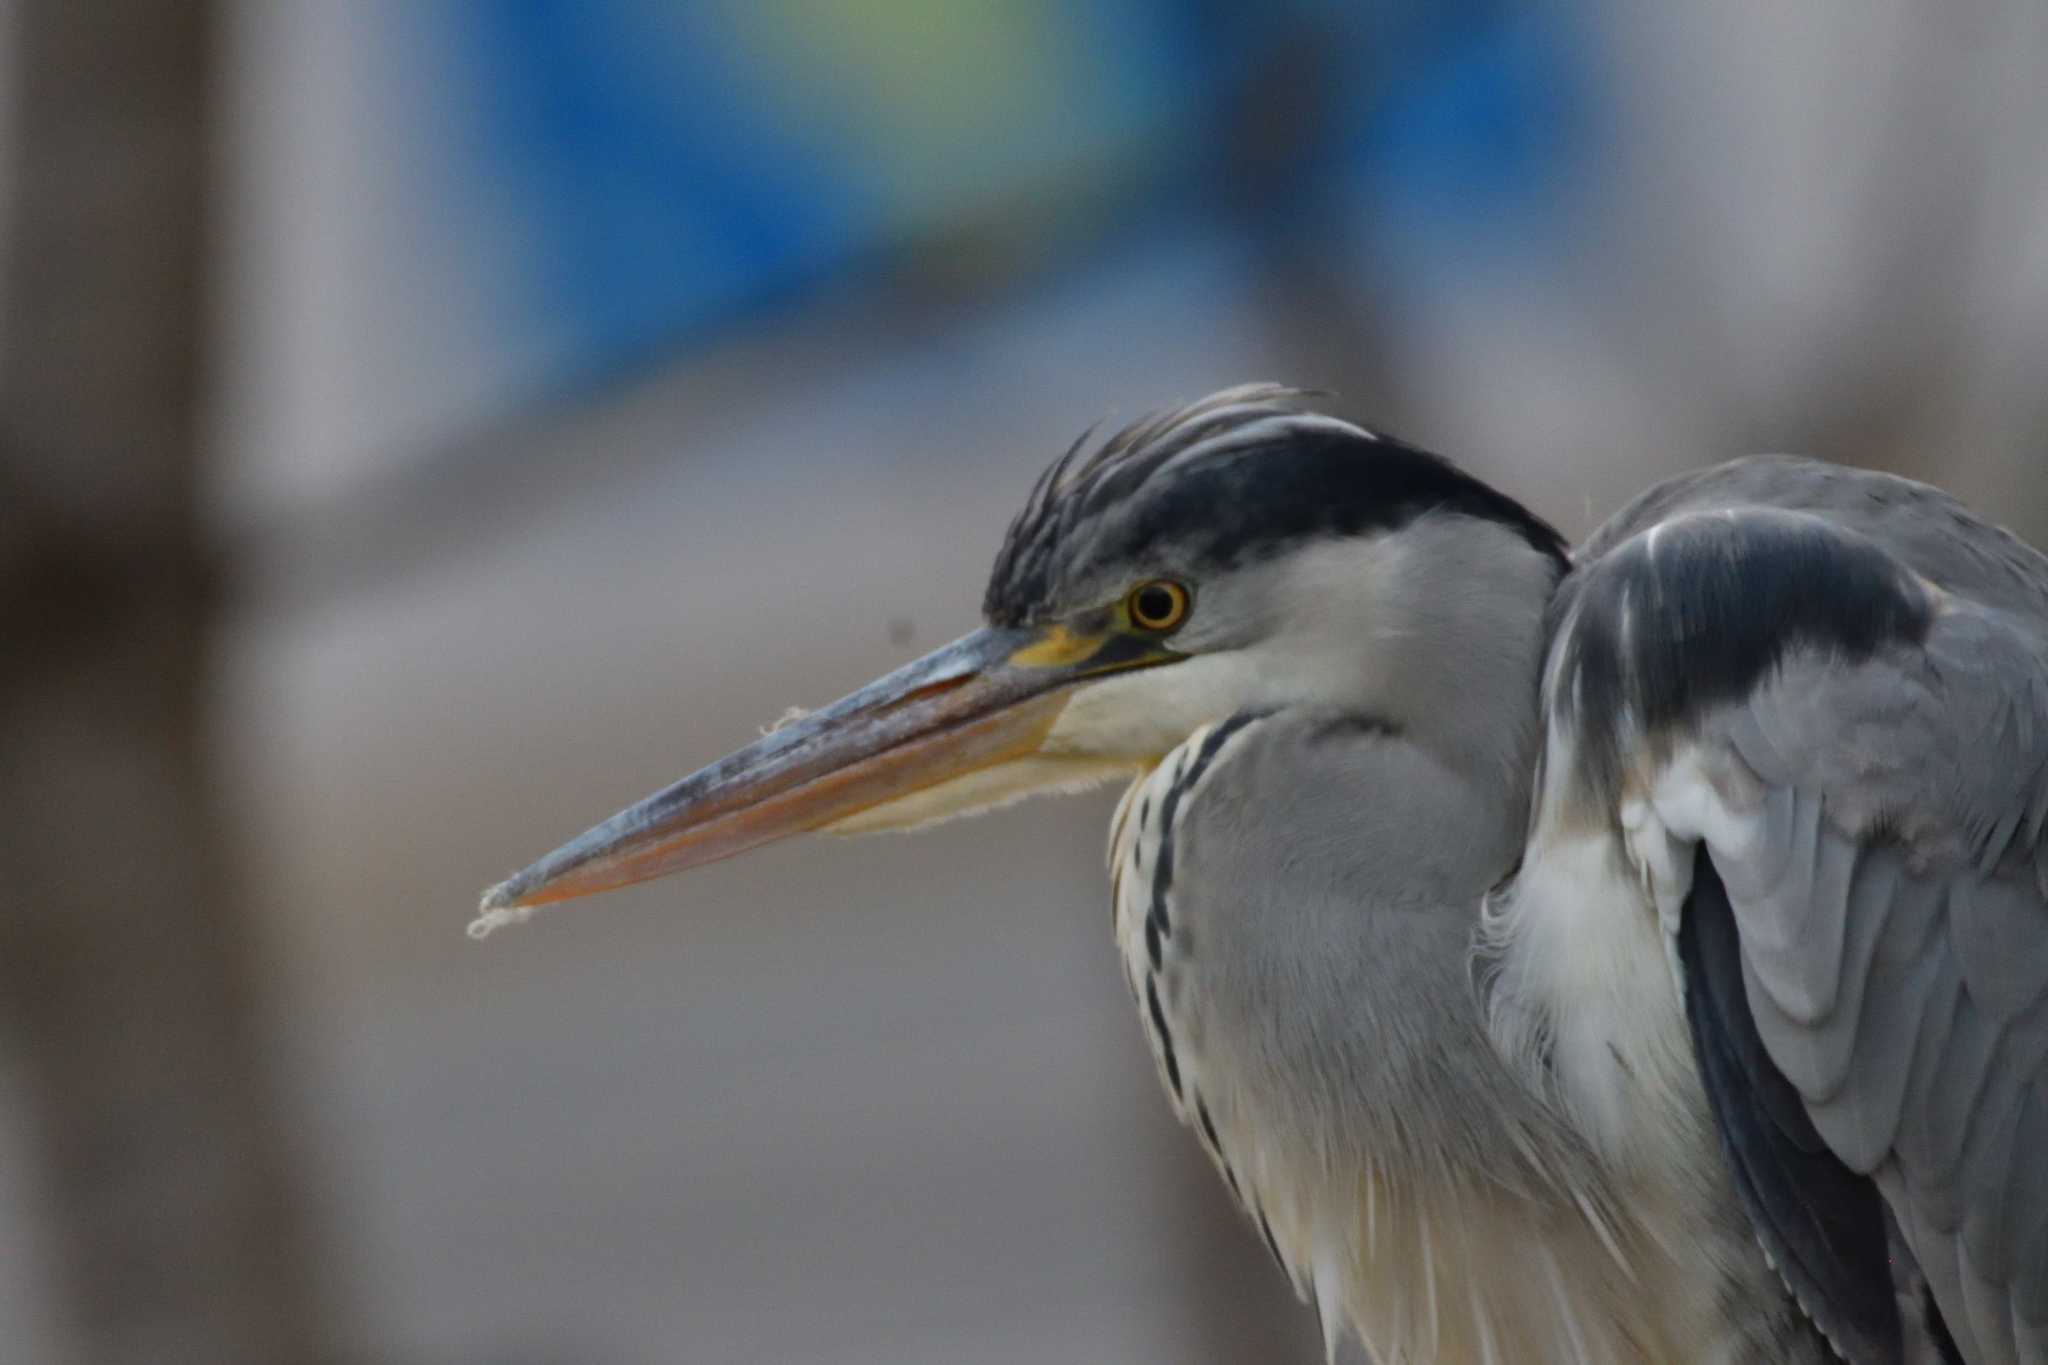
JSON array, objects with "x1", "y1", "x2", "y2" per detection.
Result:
[{"x1": 1135, "y1": 585, "x2": 1177, "y2": 625}]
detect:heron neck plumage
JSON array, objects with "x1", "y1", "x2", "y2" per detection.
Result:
[
  {"x1": 1342, "y1": 512, "x2": 1564, "y2": 806},
  {"x1": 1117, "y1": 703, "x2": 1685, "y2": 1361}
]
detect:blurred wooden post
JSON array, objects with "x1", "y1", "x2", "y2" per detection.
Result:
[{"x1": 0, "y1": 3, "x2": 333, "y2": 1361}]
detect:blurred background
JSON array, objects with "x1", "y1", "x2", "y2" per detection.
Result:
[{"x1": 2, "y1": 2, "x2": 2045, "y2": 1362}]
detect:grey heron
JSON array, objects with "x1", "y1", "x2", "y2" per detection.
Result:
[{"x1": 478, "y1": 386, "x2": 2043, "y2": 1363}]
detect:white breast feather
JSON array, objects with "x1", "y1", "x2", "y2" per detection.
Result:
[{"x1": 1481, "y1": 711, "x2": 1819, "y2": 1359}]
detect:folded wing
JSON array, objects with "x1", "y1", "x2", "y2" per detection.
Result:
[{"x1": 1533, "y1": 460, "x2": 2048, "y2": 1364}]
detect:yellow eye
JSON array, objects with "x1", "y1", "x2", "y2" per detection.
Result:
[{"x1": 1126, "y1": 579, "x2": 1191, "y2": 633}]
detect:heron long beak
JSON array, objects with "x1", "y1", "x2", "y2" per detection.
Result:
[{"x1": 474, "y1": 624, "x2": 1174, "y2": 932}]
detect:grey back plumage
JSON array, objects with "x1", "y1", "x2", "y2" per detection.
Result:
[{"x1": 1516, "y1": 454, "x2": 2048, "y2": 1363}]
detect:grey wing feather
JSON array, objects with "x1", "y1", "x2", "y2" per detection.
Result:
[
  {"x1": 1678, "y1": 843, "x2": 1904, "y2": 1361},
  {"x1": 1545, "y1": 456, "x2": 2048, "y2": 1363}
]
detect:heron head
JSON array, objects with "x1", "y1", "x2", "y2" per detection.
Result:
[{"x1": 477, "y1": 385, "x2": 1567, "y2": 924}]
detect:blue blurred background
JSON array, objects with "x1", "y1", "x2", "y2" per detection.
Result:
[{"x1": 4, "y1": 2, "x2": 2046, "y2": 1361}]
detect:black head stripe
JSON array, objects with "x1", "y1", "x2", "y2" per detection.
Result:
[{"x1": 984, "y1": 386, "x2": 1569, "y2": 626}]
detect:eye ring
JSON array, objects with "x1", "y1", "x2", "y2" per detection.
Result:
[{"x1": 1126, "y1": 579, "x2": 1191, "y2": 634}]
